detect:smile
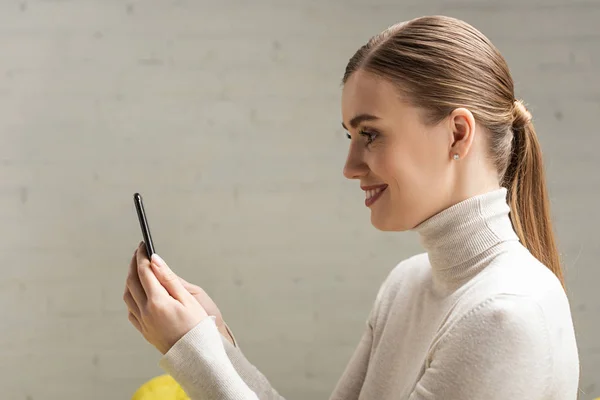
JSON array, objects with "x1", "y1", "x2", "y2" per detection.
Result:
[{"x1": 361, "y1": 184, "x2": 388, "y2": 207}]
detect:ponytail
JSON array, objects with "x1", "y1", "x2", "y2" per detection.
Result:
[
  {"x1": 502, "y1": 100, "x2": 566, "y2": 291},
  {"x1": 341, "y1": 16, "x2": 567, "y2": 291}
]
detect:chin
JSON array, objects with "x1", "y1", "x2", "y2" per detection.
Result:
[{"x1": 370, "y1": 212, "x2": 412, "y2": 232}]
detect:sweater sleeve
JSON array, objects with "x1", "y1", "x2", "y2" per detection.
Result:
[
  {"x1": 329, "y1": 272, "x2": 392, "y2": 400},
  {"x1": 159, "y1": 316, "x2": 283, "y2": 400},
  {"x1": 219, "y1": 331, "x2": 287, "y2": 399},
  {"x1": 158, "y1": 274, "x2": 389, "y2": 400},
  {"x1": 328, "y1": 324, "x2": 373, "y2": 400},
  {"x1": 408, "y1": 294, "x2": 554, "y2": 400}
]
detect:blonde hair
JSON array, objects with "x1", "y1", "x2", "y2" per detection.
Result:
[{"x1": 343, "y1": 15, "x2": 565, "y2": 291}]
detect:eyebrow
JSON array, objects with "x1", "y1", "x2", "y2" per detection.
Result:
[{"x1": 341, "y1": 113, "x2": 380, "y2": 130}]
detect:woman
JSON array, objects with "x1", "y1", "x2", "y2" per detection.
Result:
[{"x1": 123, "y1": 15, "x2": 580, "y2": 399}]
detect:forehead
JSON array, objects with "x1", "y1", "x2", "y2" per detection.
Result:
[{"x1": 341, "y1": 70, "x2": 407, "y2": 125}]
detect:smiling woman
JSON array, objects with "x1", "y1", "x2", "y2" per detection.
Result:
[{"x1": 124, "y1": 15, "x2": 580, "y2": 400}]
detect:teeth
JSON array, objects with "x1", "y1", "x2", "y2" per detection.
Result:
[{"x1": 365, "y1": 187, "x2": 384, "y2": 199}]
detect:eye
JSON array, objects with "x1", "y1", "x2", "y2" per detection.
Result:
[{"x1": 359, "y1": 129, "x2": 378, "y2": 145}]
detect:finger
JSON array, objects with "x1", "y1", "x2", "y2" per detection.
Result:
[
  {"x1": 136, "y1": 240, "x2": 149, "y2": 262},
  {"x1": 179, "y1": 277, "x2": 211, "y2": 303},
  {"x1": 123, "y1": 287, "x2": 140, "y2": 318},
  {"x1": 178, "y1": 275, "x2": 192, "y2": 287},
  {"x1": 127, "y1": 246, "x2": 147, "y2": 306},
  {"x1": 177, "y1": 275, "x2": 210, "y2": 295},
  {"x1": 150, "y1": 254, "x2": 192, "y2": 303},
  {"x1": 128, "y1": 311, "x2": 142, "y2": 332},
  {"x1": 178, "y1": 276, "x2": 201, "y2": 293},
  {"x1": 137, "y1": 246, "x2": 170, "y2": 302}
]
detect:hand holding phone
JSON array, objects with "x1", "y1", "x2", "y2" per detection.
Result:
[{"x1": 134, "y1": 193, "x2": 155, "y2": 258}]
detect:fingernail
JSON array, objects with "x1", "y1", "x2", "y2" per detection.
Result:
[{"x1": 151, "y1": 254, "x2": 164, "y2": 268}]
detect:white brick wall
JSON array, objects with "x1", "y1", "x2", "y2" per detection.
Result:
[{"x1": 0, "y1": 1, "x2": 598, "y2": 399}]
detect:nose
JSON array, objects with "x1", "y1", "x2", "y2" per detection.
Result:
[{"x1": 343, "y1": 145, "x2": 368, "y2": 180}]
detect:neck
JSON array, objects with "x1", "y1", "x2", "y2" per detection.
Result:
[{"x1": 413, "y1": 188, "x2": 520, "y2": 284}]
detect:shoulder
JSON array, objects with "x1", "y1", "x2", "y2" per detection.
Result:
[
  {"x1": 484, "y1": 243, "x2": 563, "y2": 295},
  {"x1": 474, "y1": 243, "x2": 572, "y2": 322},
  {"x1": 425, "y1": 294, "x2": 558, "y2": 398},
  {"x1": 437, "y1": 294, "x2": 555, "y2": 378},
  {"x1": 448, "y1": 293, "x2": 550, "y2": 340}
]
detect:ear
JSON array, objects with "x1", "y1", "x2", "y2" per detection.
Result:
[{"x1": 447, "y1": 108, "x2": 476, "y2": 160}]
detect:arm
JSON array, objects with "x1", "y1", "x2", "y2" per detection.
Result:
[
  {"x1": 219, "y1": 332, "x2": 287, "y2": 399},
  {"x1": 160, "y1": 314, "x2": 372, "y2": 400},
  {"x1": 160, "y1": 276, "x2": 285, "y2": 399},
  {"x1": 159, "y1": 316, "x2": 274, "y2": 400},
  {"x1": 330, "y1": 274, "x2": 391, "y2": 400},
  {"x1": 409, "y1": 294, "x2": 553, "y2": 400},
  {"x1": 160, "y1": 272, "x2": 389, "y2": 400},
  {"x1": 328, "y1": 324, "x2": 373, "y2": 400}
]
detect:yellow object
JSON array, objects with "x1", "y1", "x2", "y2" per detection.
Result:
[{"x1": 132, "y1": 374, "x2": 189, "y2": 400}]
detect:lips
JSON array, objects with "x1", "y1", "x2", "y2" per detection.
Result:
[{"x1": 361, "y1": 184, "x2": 388, "y2": 207}]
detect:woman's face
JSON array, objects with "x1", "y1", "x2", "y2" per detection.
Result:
[{"x1": 341, "y1": 70, "x2": 458, "y2": 231}]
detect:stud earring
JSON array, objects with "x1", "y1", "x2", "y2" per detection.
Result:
[{"x1": 453, "y1": 154, "x2": 460, "y2": 160}]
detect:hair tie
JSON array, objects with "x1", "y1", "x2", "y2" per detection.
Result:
[{"x1": 513, "y1": 99, "x2": 532, "y2": 129}]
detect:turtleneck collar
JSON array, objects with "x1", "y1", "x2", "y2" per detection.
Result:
[{"x1": 413, "y1": 188, "x2": 520, "y2": 284}]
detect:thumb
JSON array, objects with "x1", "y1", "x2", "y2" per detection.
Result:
[{"x1": 150, "y1": 254, "x2": 191, "y2": 303}]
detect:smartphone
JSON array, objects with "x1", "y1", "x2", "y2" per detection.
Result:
[{"x1": 133, "y1": 192, "x2": 156, "y2": 258}]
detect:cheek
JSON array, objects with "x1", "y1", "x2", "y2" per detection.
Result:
[
  {"x1": 380, "y1": 145, "x2": 424, "y2": 188},
  {"x1": 369, "y1": 134, "x2": 447, "y2": 190},
  {"x1": 382, "y1": 141, "x2": 446, "y2": 205},
  {"x1": 366, "y1": 147, "x2": 401, "y2": 184}
]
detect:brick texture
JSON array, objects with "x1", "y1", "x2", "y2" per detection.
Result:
[{"x1": 0, "y1": 1, "x2": 598, "y2": 399}]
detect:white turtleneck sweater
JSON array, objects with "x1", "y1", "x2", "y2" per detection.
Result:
[{"x1": 158, "y1": 188, "x2": 580, "y2": 399}]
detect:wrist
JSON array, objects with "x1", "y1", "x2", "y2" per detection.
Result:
[{"x1": 218, "y1": 323, "x2": 236, "y2": 347}]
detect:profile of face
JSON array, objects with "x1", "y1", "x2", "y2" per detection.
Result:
[{"x1": 342, "y1": 69, "x2": 485, "y2": 232}]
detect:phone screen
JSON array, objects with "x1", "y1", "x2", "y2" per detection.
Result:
[{"x1": 133, "y1": 192, "x2": 155, "y2": 258}]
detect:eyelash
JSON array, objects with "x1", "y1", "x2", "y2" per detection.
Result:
[{"x1": 346, "y1": 129, "x2": 378, "y2": 145}]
